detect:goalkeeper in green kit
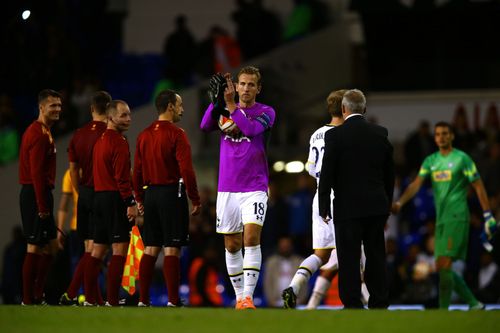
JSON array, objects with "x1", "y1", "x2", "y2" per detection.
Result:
[{"x1": 393, "y1": 121, "x2": 497, "y2": 310}]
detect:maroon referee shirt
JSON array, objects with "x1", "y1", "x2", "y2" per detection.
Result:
[
  {"x1": 133, "y1": 120, "x2": 200, "y2": 205},
  {"x1": 68, "y1": 120, "x2": 107, "y2": 187},
  {"x1": 93, "y1": 129, "x2": 133, "y2": 200},
  {"x1": 19, "y1": 121, "x2": 56, "y2": 214}
]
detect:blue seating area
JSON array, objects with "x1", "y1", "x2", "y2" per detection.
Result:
[{"x1": 100, "y1": 54, "x2": 165, "y2": 108}]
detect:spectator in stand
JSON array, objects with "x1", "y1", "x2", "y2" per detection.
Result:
[
  {"x1": 163, "y1": 15, "x2": 196, "y2": 88},
  {"x1": 232, "y1": 0, "x2": 260, "y2": 60},
  {"x1": 403, "y1": 120, "x2": 436, "y2": 176},
  {"x1": 231, "y1": 0, "x2": 283, "y2": 60},
  {"x1": 385, "y1": 238, "x2": 404, "y2": 304},
  {"x1": 189, "y1": 186, "x2": 218, "y2": 259},
  {"x1": 196, "y1": 30, "x2": 217, "y2": 79},
  {"x1": 478, "y1": 142, "x2": 500, "y2": 209},
  {"x1": 261, "y1": 180, "x2": 290, "y2": 260},
  {"x1": 196, "y1": 26, "x2": 242, "y2": 78},
  {"x1": 264, "y1": 237, "x2": 306, "y2": 307},
  {"x1": 253, "y1": 0, "x2": 283, "y2": 55},
  {"x1": 286, "y1": 173, "x2": 315, "y2": 257},
  {"x1": 477, "y1": 103, "x2": 500, "y2": 151},
  {"x1": 188, "y1": 242, "x2": 224, "y2": 307},
  {"x1": 452, "y1": 104, "x2": 476, "y2": 154},
  {"x1": 284, "y1": 0, "x2": 313, "y2": 41},
  {"x1": 400, "y1": 235, "x2": 438, "y2": 307},
  {"x1": 213, "y1": 26, "x2": 242, "y2": 74},
  {"x1": 284, "y1": 0, "x2": 330, "y2": 41},
  {"x1": 69, "y1": 77, "x2": 99, "y2": 126},
  {"x1": 0, "y1": 93, "x2": 19, "y2": 166}
]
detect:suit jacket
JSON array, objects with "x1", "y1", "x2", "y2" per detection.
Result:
[{"x1": 318, "y1": 115, "x2": 394, "y2": 223}]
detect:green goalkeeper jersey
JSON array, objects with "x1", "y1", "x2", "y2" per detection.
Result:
[{"x1": 418, "y1": 148, "x2": 480, "y2": 225}]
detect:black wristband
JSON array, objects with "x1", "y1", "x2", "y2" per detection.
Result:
[
  {"x1": 211, "y1": 103, "x2": 230, "y2": 119},
  {"x1": 124, "y1": 196, "x2": 136, "y2": 207}
]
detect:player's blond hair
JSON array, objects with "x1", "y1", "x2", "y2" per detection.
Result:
[
  {"x1": 237, "y1": 66, "x2": 262, "y2": 86},
  {"x1": 327, "y1": 89, "x2": 347, "y2": 118}
]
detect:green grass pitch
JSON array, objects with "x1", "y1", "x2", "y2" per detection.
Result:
[{"x1": 0, "y1": 306, "x2": 499, "y2": 333}]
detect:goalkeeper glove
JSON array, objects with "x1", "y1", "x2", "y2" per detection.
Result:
[
  {"x1": 480, "y1": 231, "x2": 494, "y2": 252},
  {"x1": 483, "y1": 210, "x2": 498, "y2": 240},
  {"x1": 208, "y1": 73, "x2": 227, "y2": 109},
  {"x1": 208, "y1": 73, "x2": 229, "y2": 119}
]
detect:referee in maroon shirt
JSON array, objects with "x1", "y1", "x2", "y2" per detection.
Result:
[
  {"x1": 83, "y1": 100, "x2": 138, "y2": 306},
  {"x1": 18, "y1": 89, "x2": 62, "y2": 305},
  {"x1": 59, "y1": 91, "x2": 111, "y2": 305},
  {"x1": 134, "y1": 89, "x2": 201, "y2": 307}
]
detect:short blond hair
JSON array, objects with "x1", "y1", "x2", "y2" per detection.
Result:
[
  {"x1": 237, "y1": 66, "x2": 262, "y2": 86},
  {"x1": 327, "y1": 89, "x2": 347, "y2": 118}
]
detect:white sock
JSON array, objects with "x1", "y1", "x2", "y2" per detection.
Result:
[
  {"x1": 225, "y1": 249, "x2": 244, "y2": 300},
  {"x1": 290, "y1": 254, "x2": 322, "y2": 296},
  {"x1": 361, "y1": 282, "x2": 370, "y2": 305},
  {"x1": 243, "y1": 245, "x2": 261, "y2": 299},
  {"x1": 306, "y1": 275, "x2": 331, "y2": 309}
]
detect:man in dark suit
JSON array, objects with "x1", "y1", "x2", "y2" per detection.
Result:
[{"x1": 318, "y1": 89, "x2": 394, "y2": 309}]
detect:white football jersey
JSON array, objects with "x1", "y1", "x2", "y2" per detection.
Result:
[
  {"x1": 307, "y1": 124, "x2": 337, "y2": 249},
  {"x1": 305, "y1": 125, "x2": 336, "y2": 181}
]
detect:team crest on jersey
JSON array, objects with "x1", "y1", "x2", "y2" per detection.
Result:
[{"x1": 432, "y1": 170, "x2": 451, "y2": 182}]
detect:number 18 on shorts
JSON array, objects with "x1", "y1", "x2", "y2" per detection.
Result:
[{"x1": 215, "y1": 191, "x2": 268, "y2": 234}]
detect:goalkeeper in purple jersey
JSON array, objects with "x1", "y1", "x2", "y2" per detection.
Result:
[
  {"x1": 200, "y1": 66, "x2": 275, "y2": 309},
  {"x1": 393, "y1": 122, "x2": 494, "y2": 310}
]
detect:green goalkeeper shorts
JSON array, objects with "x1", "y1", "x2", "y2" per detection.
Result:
[{"x1": 435, "y1": 220, "x2": 469, "y2": 261}]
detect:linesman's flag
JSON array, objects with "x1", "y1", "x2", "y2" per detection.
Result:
[{"x1": 122, "y1": 226, "x2": 144, "y2": 295}]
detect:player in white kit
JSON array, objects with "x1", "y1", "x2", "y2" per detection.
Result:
[{"x1": 281, "y1": 90, "x2": 346, "y2": 309}]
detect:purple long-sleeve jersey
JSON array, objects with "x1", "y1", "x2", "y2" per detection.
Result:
[{"x1": 200, "y1": 103, "x2": 275, "y2": 192}]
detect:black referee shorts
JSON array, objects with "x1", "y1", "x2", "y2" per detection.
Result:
[
  {"x1": 19, "y1": 185, "x2": 56, "y2": 246},
  {"x1": 92, "y1": 191, "x2": 131, "y2": 245},
  {"x1": 76, "y1": 186, "x2": 95, "y2": 241},
  {"x1": 143, "y1": 184, "x2": 189, "y2": 248}
]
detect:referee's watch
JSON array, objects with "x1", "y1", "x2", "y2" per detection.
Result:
[{"x1": 124, "y1": 196, "x2": 136, "y2": 207}]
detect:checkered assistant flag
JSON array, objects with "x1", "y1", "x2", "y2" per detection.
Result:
[{"x1": 121, "y1": 226, "x2": 145, "y2": 295}]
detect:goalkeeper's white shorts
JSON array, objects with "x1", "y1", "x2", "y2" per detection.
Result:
[{"x1": 216, "y1": 191, "x2": 268, "y2": 234}]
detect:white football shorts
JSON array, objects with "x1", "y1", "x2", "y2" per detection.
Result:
[
  {"x1": 312, "y1": 190, "x2": 335, "y2": 249},
  {"x1": 216, "y1": 191, "x2": 268, "y2": 234}
]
